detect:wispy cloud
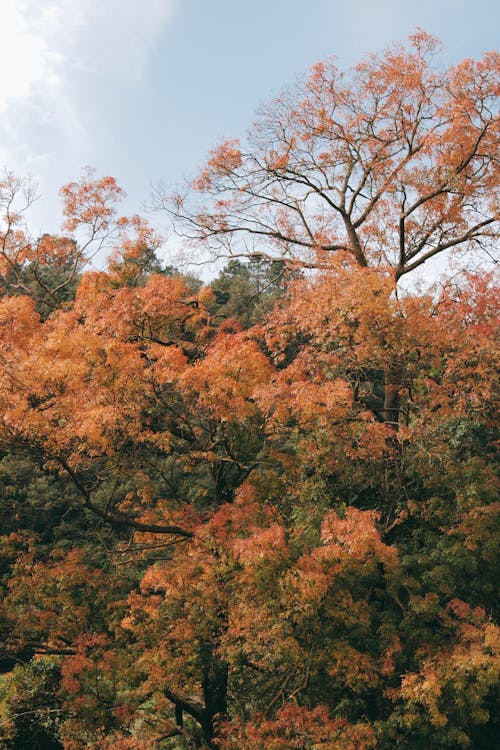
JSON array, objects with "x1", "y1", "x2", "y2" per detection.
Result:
[
  {"x1": 0, "y1": 1, "x2": 59, "y2": 114},
  {"x1": 14, "y1": 0, "x2": 177, "y2": 81},
  {"x1": 0, "y1": 0, "x2": 176, "y2": 227},
  {"x1": 0, "y1": 1, "x2": 174, "y2": 158}
]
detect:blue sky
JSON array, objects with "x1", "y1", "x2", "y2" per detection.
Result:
[{"x1": 1, "y1": 0, "x2": 498, "y2": 264}]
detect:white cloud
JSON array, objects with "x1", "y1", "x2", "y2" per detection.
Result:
[
  {"x1": 0, "y1": 0, "x2": 176, "y2": 229},
  {"x1": 14, "y1": 0, "x2": 177, "y2": 81},
  {"x1": 0, "y1": 1, "x2": 59, "y2": 113},
  {"x1": 0, "y1": 1, "x2": 176, "y2": 162},
  {"x1": 0, "y1": 0, "x2": 176, "y2": 97}
]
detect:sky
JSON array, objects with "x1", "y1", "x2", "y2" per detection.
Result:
[{"x1": 0, "y1": 0, "x2": 498, "y2": 266}]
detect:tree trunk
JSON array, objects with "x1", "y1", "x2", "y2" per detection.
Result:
[
  {"x1": 201, "y1": 661, "x2": 229, "y2": 744},
  {"x1": 382, "y1": 360, "x2": 403, "y2": 426}
]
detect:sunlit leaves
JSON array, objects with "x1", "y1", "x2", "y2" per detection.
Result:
[{"x1": 164, "y1": 33, "x2": 499, "y2": 280}]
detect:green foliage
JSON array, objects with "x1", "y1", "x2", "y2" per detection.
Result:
[
  {"x1": 211, "y1": 258, "x2": 291, "y2": 328},
  {"x1": 0, "y1": 658, "x2": 63, "y2": 750}
]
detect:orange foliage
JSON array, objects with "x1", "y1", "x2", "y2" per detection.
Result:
[
  {"x1": 0, "y1": 43, "x2": 498, "y2": 747},
  {"x1": 218, "y1": 704, "x2": 376, "y2": 750}
]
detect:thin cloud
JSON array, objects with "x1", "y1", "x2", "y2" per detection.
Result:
[
  {"x1": 0, "y1": 0, "x2": 176, "y2": 231},
  {"x1": 17, "y1": 0, "x2": 177, "y2": 81},
  {"x1": 0, "y1": 1, "x2": 59, "y2": 114},
  {"x1": 0, "y1": 0, "x2": 176, "y2": 165}
]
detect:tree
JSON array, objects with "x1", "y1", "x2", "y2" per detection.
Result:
[
  {"x1": 158, "y1": 32, "x2": 499, "y2": 280},
  {"x1": 210, "y1": 257, "x2": 289, "y2": 328},
  {"x1": 4, "y1": 250, "x2": 495, "y2": 749},
  {"x1": 0, "y1": 168, "x2": 161, "y2": 314},
  {"x1": 1, "y1": 247, "x2": 497, "y2": 748},
  {"x1": 0, "y1": 35, "x2": 498, "y2": 747}
]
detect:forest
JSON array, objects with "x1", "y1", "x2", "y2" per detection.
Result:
[{"x1": 0, "y1": 32, "x2": 498, "y2": 749}]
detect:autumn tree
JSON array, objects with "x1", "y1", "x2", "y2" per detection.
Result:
[
  {"x1": 158, "y1": 32, "x2": 498, "y2": 280},
  {"x1": 0, "y1": 33, "x2": 499, "y2": 750},
  {"x1": 0, "y1": 168, "x2": 173, "y2": 318},
  {"x1": 3, "y1": 245, "x2": 496, "y2": 748}
]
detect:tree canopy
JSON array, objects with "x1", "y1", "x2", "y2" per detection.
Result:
[
  {"x1": 0, "y1": 32, "x2": 499, "y2": 750},
  {"x1": 159, "y1": 32, "x2": 498, "y2": 280}
]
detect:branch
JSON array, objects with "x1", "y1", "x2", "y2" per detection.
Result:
[
  {"x1": 397, "y1": 217, "x2": 497, "y2": 278},
  {"x1": 163, "y1": 687, "x2": 206, "y2": 726},
  {"x1": 57, "y1": 457, "x2": 193, "y2": 539}
]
